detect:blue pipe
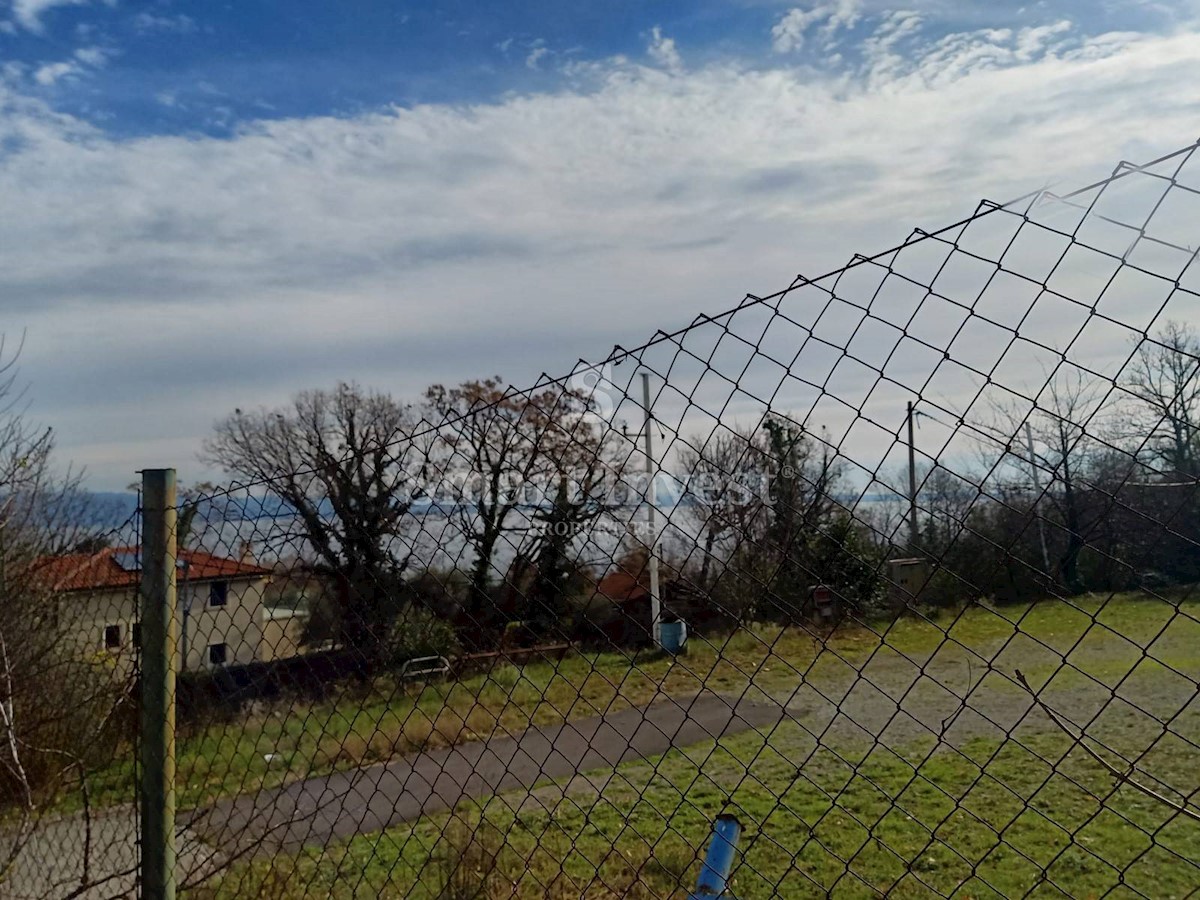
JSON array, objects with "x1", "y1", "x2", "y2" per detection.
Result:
[{"x1": 690, "y1": 814, "x2": 742, "y2": 899}]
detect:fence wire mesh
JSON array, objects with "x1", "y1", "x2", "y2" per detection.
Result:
[
  {"x1": 15, "y1": 139, "x2": 1200, "y2": 898},
  {"x1": 2, "y1": 490, "x2": 142, "y2": 900}
]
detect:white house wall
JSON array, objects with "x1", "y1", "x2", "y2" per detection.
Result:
[{"x1": 64, "y1": 576, "x2": 269, "y2": 674}]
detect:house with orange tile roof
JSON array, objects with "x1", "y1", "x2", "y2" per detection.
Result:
[{"x1": 36, "y1": 546, "x2": 275, "y2": 673}]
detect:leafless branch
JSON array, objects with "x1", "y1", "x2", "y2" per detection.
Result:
[{"x1": 1014, "y1": 669, "x2": 1200, "y2": 824}]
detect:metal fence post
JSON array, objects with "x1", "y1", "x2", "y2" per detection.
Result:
[{"x1": 140, "y1": 469, "x2": 177, "y2": 899}]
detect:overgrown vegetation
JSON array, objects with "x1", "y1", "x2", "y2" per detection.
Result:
[
  {"x1": 0, "y1": 337, "x2": 131, "y2": 885},
  {"x1": 68, "y1": 589, "x2": 1199, "y2": 828},
  {"x1": 190, "y1": 602, "x2": 1200, "y2": 898},
  {"x1": 672, "y1": 322, "x2": 1200, "y2": 621}
]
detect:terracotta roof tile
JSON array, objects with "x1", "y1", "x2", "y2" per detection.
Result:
[
  {"x1": 593, "y1": 571, "x2": 649, "y2": 603},
  {"x1": 35, "y1": 547, "x2": 270, "y2": 593}
]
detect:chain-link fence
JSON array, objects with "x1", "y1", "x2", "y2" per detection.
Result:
[
  {"x1": 1, "y1": 483, "x2": 142, "y2": 899},
  {"x1": 11, "y1": 139, "x2": 1200, "y2": 898}
]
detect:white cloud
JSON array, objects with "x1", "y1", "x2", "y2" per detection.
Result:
[
  {"x1": 1015, "y1": 19, "x2": 1073, "y2": 60},
  {"x1": 2, "y1": 21, "x2": 1200, "y2": 485},
  {"x1": 131, "y1": 12, "x2": 197, "y2": 35},
  {"x1": 12, "y1": 0, "x2": 88, "y2": 32},
  {"x1": 772, "y1": 8, "x2": 823, "y2": 53},
  {"x1": 525, "y1": 45, "x2": 550, "y2": 70},
  {"x1": 860, "y1": 9, "x2": 923, "y2": 82},
  {"x1": 32, "y1": 61, "x2": 81, "y2": 85},
  {"x1": 647, "y1": 26, "x2": 683, "y2": 73},
  {"x1": 858, "y1": 15, "x2": 1123, "y2": 91},
  {"x1": 29, "y1": 44, "x2": 108, "y2": 86},
  {"x1": 73, "y1": 45, "x2": 108, "y2": 66},
  {"x1": 772, "y1": 1, "x2": 861, "y2": 54}
]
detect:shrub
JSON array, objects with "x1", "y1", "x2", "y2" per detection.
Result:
[
  {"x1": 0, "y1": 602, "x2": 131, "y2": 811},
  {"x1": 315, "y1": 705, "x2": 498, "y2": 769},
  {"x1": 432, "y1": 818, "x2": 514, "y2": 900},
  {"x1": 387, "y1": 606, "x2": 461, "y2": 666}
]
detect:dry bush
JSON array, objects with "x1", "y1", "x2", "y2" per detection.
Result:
[
  {"x1": 428, "y1": 822, "x2": 695, "y2": 900},
  {"x1": 0, "y1": 589, "x2": 130, "y2": 809},
  {"x1": 316, "y1": 705, "x2": 498, "y2": 769},
  {"x1": 0, "y1": 575, "x2": 133, "y2": 889},
  {"x1": 433, "y1": 818, "x2": 514, "y2": 900}
]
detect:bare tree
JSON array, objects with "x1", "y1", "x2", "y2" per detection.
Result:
[
  {"x1": 425, "y1": 377, "x2": 619, "y2": 637},
  {"x1": 674, "y1": 426, "x2": 768, "y2": 591},
  {"x1": 916, "y1": 462, "x2": 982, "y2": 553},
  {"x1": 0, "y1": 337, "x2": 129, "y2": 892},
  {"x1": 985, "y1": 369, "x2": 1110, "y2": 593},
  {"x1": 515, "y1": 399, "x2": 626, "y2": 634},
  {"x1": 203, "y1": 382, "x2": 432, "y2": 659},
  {"x1": 759, "y1": 416, "x2": 862, "y2": 618},
  {"x1": 1123, "y1": 320, "x2": 1200, "y2": 478},
  {"x1": 676, "y1": 416, "x2": 860, "y2": 620}
]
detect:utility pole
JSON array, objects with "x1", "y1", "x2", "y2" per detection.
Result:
[
  {"x1": 179, "y1": 559, "x2": 190, "y2": 674},
  {"x1": 907, "y1": 401, "x2": 919, "y2": 552},
  {"x1": 140, "y1": 468, "x2": 177, "y2": 900},
  {"x1": 641, "y1": 373, "x2": 662, "y2": 649},
  {"x1": 1025, "y1": 422, "x2": 1052, "y2": 574}
]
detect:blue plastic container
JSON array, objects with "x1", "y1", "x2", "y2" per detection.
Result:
[{"x1": 660, "y1": 620, "x2": 688, "y2": 655}]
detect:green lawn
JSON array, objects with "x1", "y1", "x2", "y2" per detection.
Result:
[
  {"x1": 78, "y1": 590, "x2": 1200, "y2": 817},
  {"x1": 180, "y1": 590, "x2": 1200, "y2": 898},
  {"x1": 191, "y1": 720, "x2": 1200, "y2": 898}
]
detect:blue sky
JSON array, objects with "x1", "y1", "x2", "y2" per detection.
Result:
[
  {"x1": 2, "y1": 0, "x2": 1200, "y2": 488},
  {"x1": 5, "y1": 1, "x2": 1181, "y2": 135},
  {"x1": 10, "y1": 0, "x2": 768, "y2": 133}
]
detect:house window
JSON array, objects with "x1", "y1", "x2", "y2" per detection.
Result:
[
  {"x1": 131, "y1": 622, "x2": 142, "y2": 649},
  {"x1": 103, "y1": 624, "x2": 121, "y2": 650},
  {"x1": 209, "y1": 581, "x2": 229, "y2": 608},
  {"x1": 207, "y1": 643, "x2": 228, "y2": 667}
]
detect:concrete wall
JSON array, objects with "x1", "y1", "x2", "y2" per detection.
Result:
[
  {"x1": 259, "y1": 606, "x2": 308, "y2": 661},
  {"x1": 179, "y1": 578, "x2": 266, "y2": 671},
  {"x1": 64, "y1": 576, "x2": 269, "y2": 674},
  {"x1": 63, "y1": 585, "x2": 140, "y2": 678}
]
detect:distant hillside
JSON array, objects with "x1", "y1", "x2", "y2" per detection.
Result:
[{"x1": 84, "y1": 492, "x2": 138, "y2": 527}]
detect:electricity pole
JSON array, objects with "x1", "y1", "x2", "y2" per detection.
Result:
[
  {"x1": 907, "y1": 401, "x2": 919, "y2": 552},
  {"x1": 1025, "y1": 422, "x2": 1052, "y2": 573},
  {"x1": 641, "y1": 373, "x2": 662, "y2": 649}
]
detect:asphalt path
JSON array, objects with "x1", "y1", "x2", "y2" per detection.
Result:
[{"x1": 194, "y1": 691, "x2": 785, "y2": 853}]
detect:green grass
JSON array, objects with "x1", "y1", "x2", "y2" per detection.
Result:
[
  {"x1": 175, "y1": 590, "x2": 1200, "y2": 897},
  {"x1": 83, "y1": 625, "x2": 824, "y2": 811},
  {"x1": 77, "y1": 590, "x2": 1200, "y2": 825},
  {"x1": 190, "y1": 717, "x2": 1200, "y2": 898},
  {"x1": 17, "y1": 589, "x2": 1163, "y2": 897}
]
